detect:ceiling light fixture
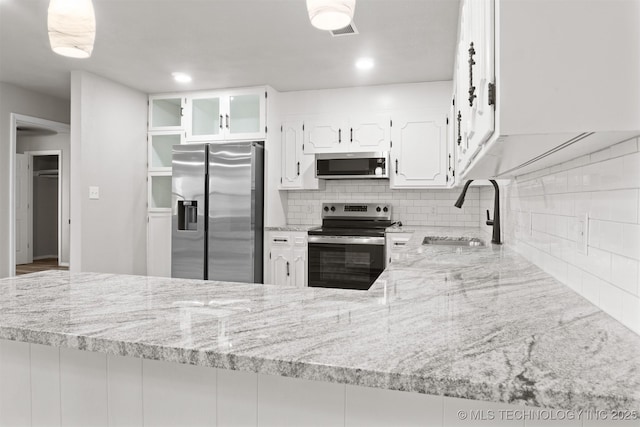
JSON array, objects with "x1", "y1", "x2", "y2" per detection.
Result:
[
  {"x1": 306, "y1": 0, "x2": 356, "y2": 31},
  {"x1": 172, "y1": 72, "x2": 192, "y2": 83},
  {"x1": 48, "y1": 0, "x2": 96, "y2": 59},
  {"x1": 355, "y1": 57, "x2": 374, "y2": 70}
]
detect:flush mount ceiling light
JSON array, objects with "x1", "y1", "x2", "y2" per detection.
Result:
[
  {"x1": 48, "y1": 0, "x2": 96, "y2": 58},
  {"x1": 306, "y1": 0, "x2": 356, "y2": 31},
  {"x1": 355, "y1": 57, "x2": 374, "y2": 70},
  {"x1": 172, "y1": 72, "x2": 192, "y2": 83}
]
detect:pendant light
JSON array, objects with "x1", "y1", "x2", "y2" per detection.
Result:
[
  {"x1": 306, "y1": 0, "x2": 356, "y2": 31},
  {"x1": 48, "y1": 0, "x2": 96, "y2": 58}
]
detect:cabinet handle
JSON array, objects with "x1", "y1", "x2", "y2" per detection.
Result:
[
  {"x1": 394, "y1": 242, "x2": 406, "y2": 246},
  {"x1": 350, "y1": 128, "x2": 353, "y2": 142},
  {"x1": 338, "y1": 128, "x2": 341, "y2": 143},
  {"x1": 286, "y1": 261, "x2": 290, "y2": 277},
  {"x1": 297, "y1": 162, "x2": 300, "y2": 176},
  {"x1": 468, "y1": 42, "x2": 477, "y2": 107},
  {"x1": 457, "y1": 111, "x2": 462, "y2": 146},
  {"x1": 225, "y1": 114, "x2": 230, "y2": 129},
  {"x1": 180, "y1": 107, "x2": 184, "y2": 117},
  {"x1": 273, "y1": 238, "x2": 288, "y2": 242},
  {"x1": 219, "y1": 114, "x2": 223, "y2": 129},
  {"x1": 448, "y1": 154, "x2": 452, "y2": 171},
  {"x1": 395, "y1": 159, "x2": 398, "y2": 174}
]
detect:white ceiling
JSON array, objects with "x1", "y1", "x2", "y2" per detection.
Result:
[{"x1": 0, "y1": 0, "x2": 460, "y2": 100}]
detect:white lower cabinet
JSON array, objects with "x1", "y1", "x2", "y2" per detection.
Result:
[
  {"x1": 147, "y1": 212, "x2": 172, "y2": 277},
  {"x1": 386, "y1": 232, "x2": 413, "y2": 267},
  {"x1": 267, "y1": 231, "x2": 307, "y2": 287},
  {"x1": 390, "y1": 110, "x2": 448, "y2": 189}
]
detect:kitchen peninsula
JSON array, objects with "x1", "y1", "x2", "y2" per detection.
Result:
[{"x1": 1, "y1": 227, "x2": 639, "y2": 426}]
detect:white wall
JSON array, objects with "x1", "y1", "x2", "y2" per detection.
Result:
[
  {"x1": 70, "y1": 71, "x2": 147, "y2": 275},
  {"x1": 0, "y1": 82, "x2": 70, "y2": 278},
  {"x1": 17, "y1": 132, "x2": 71, "y2": 265},
  {"x1": 485, "y1": 136, "x2": 640, "y2": 335}
]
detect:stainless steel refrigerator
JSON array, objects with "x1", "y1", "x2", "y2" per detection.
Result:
[{"x1": 171, "y1": 142, "x2": 264, "y2": 283}]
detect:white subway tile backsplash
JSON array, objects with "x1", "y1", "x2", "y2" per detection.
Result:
[
  {"x1": 286, "y1": 181, "x2": 480, "y2": 227},
  {"x1": 611, "y1": 254, "x2": 639, "y2": 296},
  {"x1": 502, "y1": 137, "x2": 640, "y2": 335}
]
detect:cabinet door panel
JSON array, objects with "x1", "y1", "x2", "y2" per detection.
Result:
[
  {"x1": 187, "y1": 95, "x2": 223, "y2": 141},
  {"x1": 350, "y1": 114, "x2": 390, "y2": 152},
  {"x1": 270, "y1": 249, "x2": 290, "y2": 287},
  {"x1": 465, "y1": 0, "x2": 495, "y2": 153},
  {"x1": 281, "y1": 122, "x2": 303, "y2": 189},
  {"x1": 304, "y1": 118, "x2": 345, "y2": 153},
  {"x1": 228, "y1": 93, "x2": 262, "y2": 136},
  {"x1": 147, "y1": 213, "x2": 172, "y2": 277},
  {"x1": 391, "y1": 112, "x2": 447, "y2": 188},
  {"x1": 149, "y1": 96, "x2": 184, "y2": 130}
]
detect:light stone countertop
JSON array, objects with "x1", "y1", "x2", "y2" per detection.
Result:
[
  {"x1": 265, "y1": 225, "x2": 318, "y2": 232},
  {"x1": 1, "y1": 226, "x2": 639, "y2": 411}
]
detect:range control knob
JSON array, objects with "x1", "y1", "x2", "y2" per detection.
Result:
[
  {"x1": 376, "y1": 206, "x2": 381, "y2": 212},
  {"x1": 323, "y1": 206, "x2": 329, "y2": 212},
  {"x1": 330, "y1": 206, "x2": 336, "y2": 212},
  {"x1": 383, "y1": 206, "x2": 389, "y2": 213}
]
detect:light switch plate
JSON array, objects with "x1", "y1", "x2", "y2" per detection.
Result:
[
  {"x1": 575, "y1": 213, "x2": 589, "y2": 255},
  {"x1": 89, "y1": 186, "x2": 99, "y2": 200}
]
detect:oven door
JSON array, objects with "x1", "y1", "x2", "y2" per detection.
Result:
[{"x1": 307, "y1": 236, "x2": 385, "y2": 290}]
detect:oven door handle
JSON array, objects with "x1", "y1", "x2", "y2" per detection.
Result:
[{"x1": 307, "y1": 236, "x2": 385, "y2": 245}]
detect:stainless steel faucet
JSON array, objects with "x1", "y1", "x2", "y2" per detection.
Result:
[{"x1": 454, "y1": 179, "x2": 502, "y2": 244}]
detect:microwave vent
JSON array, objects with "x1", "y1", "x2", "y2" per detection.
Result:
[{"x1": 331, "y1": 23, "x2": 358, "y2": 37}]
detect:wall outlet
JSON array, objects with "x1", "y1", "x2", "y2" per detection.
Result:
[
  {"x1": 575, "y1": 213, "x2": 589, "y2": 255},
  {"x1": 89, "y1": 186, "x2": 100, "y2": 200}
]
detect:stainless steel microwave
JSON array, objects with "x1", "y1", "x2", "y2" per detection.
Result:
[{"x1": 315, "y1": 152, "x2": 389, "y2": 179}]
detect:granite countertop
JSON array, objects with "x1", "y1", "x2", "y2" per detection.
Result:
[
  {"x1": 265, "y1": 225, "x2": 318, "y2": 232},
  {"x1": 1, "y1": 226, "x2": 639, "y2": 411}
]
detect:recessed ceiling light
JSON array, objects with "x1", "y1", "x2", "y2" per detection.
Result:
[
  {"x1": 172, "y1": 72, "x2": 192, "y2": 83},
  {"x1": 355, "y1": 58, "x2": 374, "y2": 70}
]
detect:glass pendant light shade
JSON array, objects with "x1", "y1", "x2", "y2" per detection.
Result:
[
  {"x1": 48, "y1": 0, "x2": 96, "y2": 58},
  {"x1": 306, "y1": 0, "x2": 356, "y2": 31}
]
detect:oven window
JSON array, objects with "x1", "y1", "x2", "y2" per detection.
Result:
[{"x1": 308, "y1": 243, "x2": 385, "y2": 290}]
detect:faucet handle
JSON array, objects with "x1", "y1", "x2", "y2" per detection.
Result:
[{"x1": 486, "y1": 209, "x2": 494, "y2": 226}]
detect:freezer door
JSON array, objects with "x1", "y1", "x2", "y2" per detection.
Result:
[
  {"x1": 171, "y1": 144, "x2": 207, "y2": 279},
  {"x1": 208, "y1": 142, "x2": 263, "y2": 283}
]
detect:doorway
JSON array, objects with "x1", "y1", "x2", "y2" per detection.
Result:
[
  {"x1": 15, "y1": 151, "x2": 67, "y2": 275},
  {"x1": 9, "y1": 114, "x2": 70, "y2": 277}
]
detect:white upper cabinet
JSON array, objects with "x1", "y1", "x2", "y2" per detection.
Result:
[
  {"x1": 280, "y1": 121, "x2": 323, "y2": 190},
  {"x1": 390, "y1": 110, "x2": 448, "y2": 189},
  {"x1": 186, "y1": 88, "x2": 266, "y2": 142},
  {"x1": 187, "y1": 93, "x2": 223, "y2": 141},
  {"x1": 149, "y1": 96, "x2": 185, "y2": 131},
  {"x1": 350, "y1": 114, "x2": 391, "y2": 152},
  {"x1": 455, "y1": 0, "x2": 640, "y2": 178},
  {"x1": 148, "y1": 132, "x2": 184, "y2": 172},
  {"x1": 303, "y1": 116, "x2": 345, "y2": 152},
  {"x1": 303, "y1": 114, "x2": 390, "y2": 153}
]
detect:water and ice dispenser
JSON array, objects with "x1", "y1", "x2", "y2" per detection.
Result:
[{"x1": 177, "y1": 200, "x2": 198, "y2": 231}]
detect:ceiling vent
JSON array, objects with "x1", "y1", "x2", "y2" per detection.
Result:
[{"x1": 330, "y1": 22, "x2": 358, "y2": 37}]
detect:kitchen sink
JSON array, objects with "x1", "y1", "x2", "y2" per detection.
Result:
[{"x1": 422, "y1": 236, "x2": 485, "y2": 247}]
